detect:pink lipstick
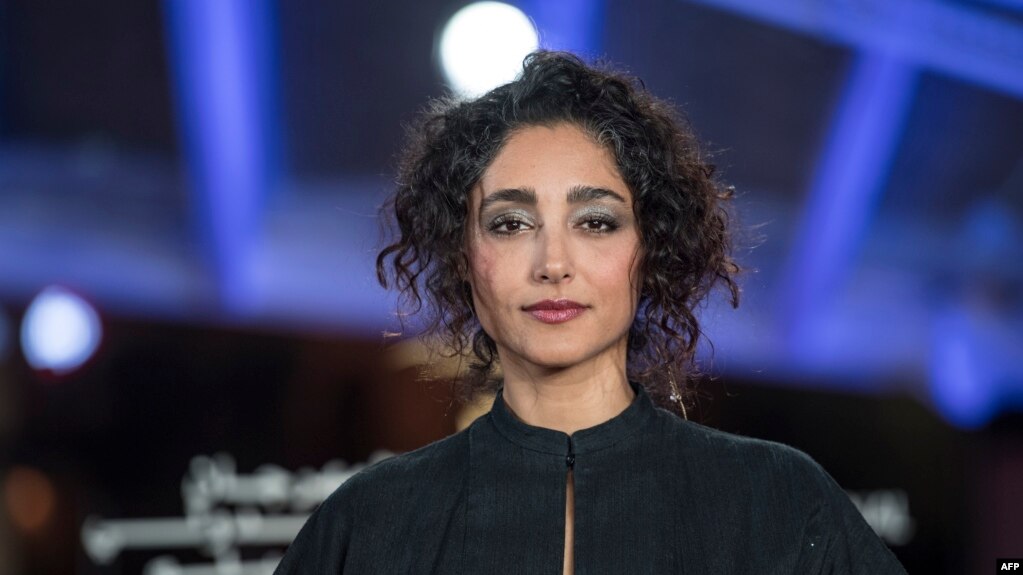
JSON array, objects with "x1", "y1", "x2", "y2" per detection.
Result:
[{"x1": 523, "y1": 299, "x2": 588, "y2": 324}]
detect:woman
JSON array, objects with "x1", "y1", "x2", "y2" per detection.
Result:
[{"x1": 275, "y1": 51, "x2": 906, "y2": 574}]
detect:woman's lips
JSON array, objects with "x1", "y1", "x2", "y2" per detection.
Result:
[{"x1": 523, "y1": 300, "x2": 587, "y2": 324}]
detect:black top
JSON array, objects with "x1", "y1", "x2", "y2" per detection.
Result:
[{"x1": 275, "y1": 382, "x2": 907, "y2": 574}]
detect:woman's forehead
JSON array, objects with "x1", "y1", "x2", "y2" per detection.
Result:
[{"x1": 475, "y1": 124, "x2": 630, "y2": 204}]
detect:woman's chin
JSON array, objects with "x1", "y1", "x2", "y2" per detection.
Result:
[
  {"x1": 497, "y1": 330, "x2": 629, "y2": 373},
  {"x1": 516, "y1": 346, "x2": 606, "y2": 372}
]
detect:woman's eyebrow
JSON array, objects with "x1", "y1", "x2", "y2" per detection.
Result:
[
  {"x1": 479, "y1": 187, "x2": 537, "y2": 212},
  {"x1": 567, "y1": 185, "x2": 627, "y2": 204}
]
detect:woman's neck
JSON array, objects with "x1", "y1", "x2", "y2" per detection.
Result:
[{"x1": 499, "y1": 365, "x2": 636, "y2": 435}]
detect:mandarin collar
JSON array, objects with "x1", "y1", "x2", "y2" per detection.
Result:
[{"x1": 488, "y1": 381, "x2": 657, "y2": 456}]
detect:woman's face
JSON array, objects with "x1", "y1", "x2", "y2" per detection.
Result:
[{"x1": 465, "y1": 123, "x2": 643, "y2": 377}]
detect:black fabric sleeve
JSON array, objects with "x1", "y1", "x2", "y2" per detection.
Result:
[
  {"x1": 794, "y1": 455, "x2": 908, "y2": 575},
  {"x1": 273, "y1": 482, "x2": 353, "y2": 574}
]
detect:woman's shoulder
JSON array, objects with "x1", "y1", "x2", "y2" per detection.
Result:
[
  {"x1": 651, "y1": 408, "x2": 834, "y2": 492},
  {"x1": 644, "y1": 412, "x2": 906, "y2": 572},
  {"x1": 274, "y1": 427, "x2": 473, "y2": 573},
  {"x1": 650, "y1": 412, "x2": 906, "y2": 573},
  {"x1": 320, "y1": 424, "x2": 471, "y2": 511}
]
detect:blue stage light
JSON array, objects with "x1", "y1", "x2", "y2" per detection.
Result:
[
  {"x1": 163, "y1": 0, "x2": 278, "y2": 314},
  {"x1": 929, "y1": 307, "x2": 996, "y2": 429},
  {"x1": 781, "y1": 53, "x2": 918, "y2": 361}
]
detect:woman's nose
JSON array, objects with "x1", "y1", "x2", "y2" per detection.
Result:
[{"x1": 532, "y1": 229, "x2": 574, "y2": 283}]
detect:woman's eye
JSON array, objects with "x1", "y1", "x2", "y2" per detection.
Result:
[
  {"x1": 488, "y1": 217, "x2": 530, "y2": 235},
  {"x1": 579, "y1": 217, "x2": 619, "y2": 233}
]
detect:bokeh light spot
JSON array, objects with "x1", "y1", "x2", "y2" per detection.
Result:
[
  {"x1": 438, "y1": 1, "x2": 539, "y2": 97},
  {"x1": 4, "y1": 466, "x2": 57, "y2": 534},
  {"x1": 21, "y1": 286, "x2": 102, "y2": 375}
]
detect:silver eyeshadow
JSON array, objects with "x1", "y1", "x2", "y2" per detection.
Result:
[{"x1": 483, "y1": 204, "x2": 627, "y2": 235}]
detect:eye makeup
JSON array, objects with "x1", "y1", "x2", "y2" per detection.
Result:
[
  {"x1": 482, "y1": 204, "x2": 629, "y2": 237},
  {"x1": 484, "y1": 209, "x2": 535, "y2": 236},
  {"x1": 571, "y1": 205, "x2": 625, "y2": 233}
]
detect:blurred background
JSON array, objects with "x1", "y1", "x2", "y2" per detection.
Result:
[{"x1": 0, "y1": 0, "x2": 1021, "y2": 573}]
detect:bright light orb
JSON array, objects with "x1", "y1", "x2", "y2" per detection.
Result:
[
  {"x1": 21, "y1": 286, "x2": 102, "y2": 375},
  {"x1": 438, "y1": 1, "x2": 539, "y2": 97}
]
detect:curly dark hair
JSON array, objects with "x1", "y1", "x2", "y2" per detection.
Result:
[{"x1": 376, "y1": 50, "x2": 739, "y2": 413}]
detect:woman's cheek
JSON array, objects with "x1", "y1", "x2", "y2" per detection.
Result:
[{"x1": 468, "y1": 248, "x2": 504, "y2": 324}]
